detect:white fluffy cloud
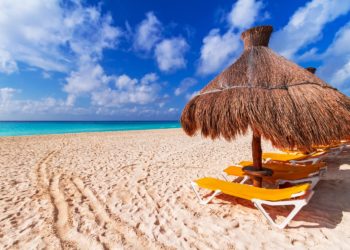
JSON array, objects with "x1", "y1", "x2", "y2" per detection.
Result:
[
  {"x1": 167, "y1": 107, "x2": 178, "y2": 113},
  {"x1": 0, "y1": 84, "x2": 163, "y2": 119},
  {"x1": 185, "y1": 90, "x2": 200, "y2": 100},
  {"x1": 155, "y1": 38, "x2": 189, "y2": 72},
  {"x1": 2, "y1": 0, "x2": 131, "y2": 108},
  {"x1": 318, "y1": 23, "x2": 350, "y2": 90},
  {"x1": 0, "y1": 88, "x2": 17, "y2": 108},
  {"x1": 64, "y1": 64, "x2": 109, "y2": 95},
  {"x1": 63, "y1": 63, "x2": 112, "y2": 105},
  {"x1": 115, "y1": 74, "x2": 138, "y2": 89},
  {"x1": 0, "y1": 0, "x2": 122, "y2": 111},
  {"x1": 0, "y1": 0, "x2": 122, "y2": 74},
  {"x1": 197, "y1": 30, "x2": 240, "y2": 75},
  {"x1": 227, "y1": 0, "x2": 263, "y2": 30},
  {"x1": 63, "y1": 64, "x2": 162, "y2": 107},
  {"x1": 271, "y1": 0, "x2": 350, "y2": 59},
  {"x1": 0, "y1": 50, "x2": 18, "y2": 74},
  {"x1": 197, "y1": 0, "x2": 264, "y2": 75},
  {"x1": 0, "y1": 87, "x2": 81, "y2": 116},
  {"x1": 133, "y1": 12, "x2": 189, "y2": 72},
  {"x1": 140, "y1": 72, "x2": 158, "y2": 85},
  {"x1": 330, "y1": 61, "x2": 350, "y2": 88},
  {"x1": 0, "y1": 2, "x2": 173, "y2": 117},
  {"x1": 91, "y1": 73, "x2": 160, "y2": 107},
  {"x1": 266, "y1": 0, "x2": 350, "y2": 93},
  {"x1": 133, "y1": 12, "x2": 162, "y2": 52},
  {"x1": 174, "y1": 77, "x2": 198, "y2": 96}
]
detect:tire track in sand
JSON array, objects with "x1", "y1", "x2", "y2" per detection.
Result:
[
  {"x1": 35, "y1": 150, "x2": 57, "y2": 195},
  {"x1": 32, "y1": 150, "x2": 64, "y2": 249},
  {"x1": 50, "y1": 174, "x2": 104, "y2": 250},
  {"x1": 36, "y1": 151, "x2": 103, "y2": 249},
  {"x1": 72, "y1": 176, "x2": 161, "y2": 249},
  {"x1": 35, "y1": 150, "x2": 164, "y2": 249}
]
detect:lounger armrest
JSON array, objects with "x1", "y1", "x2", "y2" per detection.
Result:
[
  {"x1": 251, "y1": 190, "x2": 314, "y2": 206},
  {"x1": 290, "y1": 157, "x2": 320, "y2": 165},
  {"x1": 191, "y1": 182, "x2": 222, "y2": 205},
  {"x1": 281, "y1": 176, "x2": 320, "y2": 189}
]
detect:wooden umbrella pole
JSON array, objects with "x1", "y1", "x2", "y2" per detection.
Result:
[{"x1": 252, "y1": 133, "x2": 263, "y2": 187}]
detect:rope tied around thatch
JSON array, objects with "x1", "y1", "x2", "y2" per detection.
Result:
[{"x1": 196, "y1": 82, "x2": 337, "y2": 97}]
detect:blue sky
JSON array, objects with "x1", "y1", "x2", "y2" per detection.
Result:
[{"x1": 0, "y1": 0, "x2": 350, "y2": 121}]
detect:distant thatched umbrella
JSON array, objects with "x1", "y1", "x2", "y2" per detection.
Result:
[
  {"x1": 305, "y1": 67, "x2": 316, "y2": 74},
  {"x1": 181, "y1": 25, "x2": 350, "y2": 187}
]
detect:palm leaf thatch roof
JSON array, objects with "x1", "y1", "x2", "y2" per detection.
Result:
[{"x1": 181, "y1": 26, "x2": 350, "y2": 151}]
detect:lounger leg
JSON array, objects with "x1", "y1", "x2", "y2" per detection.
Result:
[
  {"x1": 222, "y1": 173, "x2": 238, "y2": 182},
  {"x1": 222, "y1": 173, "x2": 249, "y2": 184},
  {"x1": 263, "y1": 158, "x2": 272, "y2": 163},
  {"x1": 191, "y1": 182, "x2": 221, "y2": 205},
  {"x1": 290, "y1": 157, "x2": 320, "y2": 165},
  {"x1": 326, "y1": 150, "x2": 338, "y2": 157},
  {"x1": 240, "y1": 176, "x2": 250, "y2": 184},
  {"x1": 319, "y1": 166, "x2": 327, "y2": 176},
  {"x1": 277, "y1": 176, "x2": 320, "y2": 189},
  {"x1": 252, "y1": 191, "x2": 314, "y2": 229},
  {"x1": 221, "y1": 173, "x2": 229, "y2": 181},
  {"x1": 322, "y1": 145, "x2": 345, "y2": 157},
  {"x1": 333, "y1": 145, "x2": 345, "y2": 156},
  {"x1": 253, "y1": 200, "x2": 305, "y2": 229}
]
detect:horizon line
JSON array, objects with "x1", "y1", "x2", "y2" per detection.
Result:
[{"x1": 0, "y1": 120, "x2": 180, "y2": 122}]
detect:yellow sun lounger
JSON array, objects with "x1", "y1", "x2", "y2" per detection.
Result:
[
  {"x1": 234, "y1": 161, "x2": 326, "y2": 172},
  {"x1": 223, "y1": 161, "x2": 326, "y2": 189},
  {"x1": 191, "y1": 178, "x2": 313, "y2": 229},
  {"x1": 313, "y1": 142, "x2": 347, "y2": 156},
  {"x1": 262, "y1": 151, "x2": 327, "y2": 165}
]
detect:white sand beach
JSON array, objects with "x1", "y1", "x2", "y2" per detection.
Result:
[{"x1": 1, "y1": 128, "x2": 350, "y2": 249}]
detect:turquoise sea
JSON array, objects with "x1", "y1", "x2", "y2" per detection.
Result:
[{"x1": 0, "y1": 121, "x2": 181, "y2": 137}]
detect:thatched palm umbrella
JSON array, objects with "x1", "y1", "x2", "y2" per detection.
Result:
[
  {"x1": 305, "y1": 67, "x2": 316, "y2": 74},
  {"x1": 181, "y1": 25, "x2": 350, "y2": 187},
  {"x1": 306, "y1": 67, "x2": 350, "y2": 145}
]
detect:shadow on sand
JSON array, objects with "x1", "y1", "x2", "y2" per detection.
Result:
[{"x1": 209, "y1": 146, "x2": 350, "y2": 229}]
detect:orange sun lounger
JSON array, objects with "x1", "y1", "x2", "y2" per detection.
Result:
[
  {"x1": 191, "y1": 178, "x2": 313, "y2": 229},
  {"x1": 313, "y1": 141, "x2": 348, "y2": 155},
  {"x1": 262, "y1": 151, "x2": 327, "y2": 165},
  {"x1": 233, "y1": 161, "x2": 326, "y2": 172},
  {"x1": 223, "y1": 161, "x2": 326, "y2": 188}
]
